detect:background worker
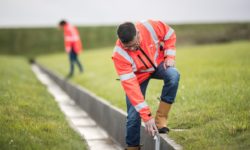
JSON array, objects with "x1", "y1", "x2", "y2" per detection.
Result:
[
  {"x1": 112, "y1": 20, "x2": 180, "y2": 150},
  {"x1": 59, "y1": 20, "x2": 83, "y2": 78}
]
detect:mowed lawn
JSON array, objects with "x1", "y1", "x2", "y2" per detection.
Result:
[
  {"x1": 38, "y1": 40, "x2": 250, "y2": 149},
  {"x1": 0, "y1": 56, "x2": 87, "y2": 150}
]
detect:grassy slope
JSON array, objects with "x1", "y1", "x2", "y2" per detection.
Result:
[
  {"x1": 38, "y1": 41, "x2": 250, "y2": 149},
  {"x1": 0, "y1": 56, "x2": 87, "y2": 150}
]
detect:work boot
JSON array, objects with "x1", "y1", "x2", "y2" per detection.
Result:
[
  {"x1": 125, "y1": 145, "x2": 141, "y2": 150},
  {"x1": 65, "y1": 72, "x2": 73, "y2": 80},
  {"x1": 155, "y1": 101, "x2": 172, "y2": 133}
]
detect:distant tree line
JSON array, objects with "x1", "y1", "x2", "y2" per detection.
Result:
[{"x1": 0, "y1": 23, "x2": 249, "y2": 57}]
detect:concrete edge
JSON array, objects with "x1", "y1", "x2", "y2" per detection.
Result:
[{"x1": 35, "y1": 63, "x2": 183, "y2": 150}]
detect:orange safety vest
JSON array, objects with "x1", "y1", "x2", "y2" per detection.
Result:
[
  {"x1": 112, "y1": 20, "x2": 176, "y2": 122},
  {"x1": 63, "y1": 23, "x2": 82, "y2": 54}
]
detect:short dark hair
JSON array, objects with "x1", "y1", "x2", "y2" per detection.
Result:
[
  {"x1": 59, "y1": 20, "x2": 67, "y2": 26},
  {"x1": 117, "y1": 22, "x2": 136, "y2": 44}
]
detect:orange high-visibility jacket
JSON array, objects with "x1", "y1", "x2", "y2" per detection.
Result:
[
  {"x1": 63, "y1": 23, "x2": 82, "y2": 54},
  {"x1": 112, "y1": 20, "x2": 176, "y2": 122}
]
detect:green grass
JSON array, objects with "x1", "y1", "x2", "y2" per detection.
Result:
[
  {"x1": 38, "y1": 40, "x2": 250, "y2": 149},
  {"x1": 0, "y1": 56, "x2": 87, "y2": 150}
]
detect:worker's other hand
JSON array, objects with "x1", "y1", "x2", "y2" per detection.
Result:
[
  {"x1": 163, "y1": 59, "x2": 175, "y2": 69},
  {"x1": 144, "y1": 118, "x2": 158, "y2": 137}
]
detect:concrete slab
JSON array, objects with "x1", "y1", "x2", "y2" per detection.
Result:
[
  {"x1": 78, "y1": 126, "x2": 108, "y2": 140},
  {"x1": 60, "y1": 105, "x2": 88, "y2": 118},
  {"x1": 71, "y1": 117, "x2": 96, "y2": 126},
  {"x1": 88, "y1": 139, "x2": 123, "y2": 150}
]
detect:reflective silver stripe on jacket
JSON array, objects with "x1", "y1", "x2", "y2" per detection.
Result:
[
  {"x1": 141, "y1": 21, "x2": 159, "y2": 44},
  {"x1": 141, "y1": 21, "x2": 159, "y2": 67},
  {"x1": 154, "y1": 49, "x2": 159, "y2": 67},
  {"x1": 139, "y1": 67, "x2": 155, "y2": 72},
  {"x1": 119, "y1": 72, "x2": 136, "y2": 81},
  {"x1": 164, "y1": 49, "x2": 176, "y2": 57},
  {"x1": 114, "y1": 46, "x2": 137, "y2": 72},
  {"x1": 164, "y1": 27, "x2": 174, "y2": 41},
  {"x1": 65, "y1": 36, "x2": 79, "y2": 41},
  {"x1": 134, "y1": 101, "x2": 148, "y2": 112}
]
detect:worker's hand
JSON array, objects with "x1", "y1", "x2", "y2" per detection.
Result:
[
  {"x1": 144, "y1": 118, "x2": 158, "y2": 136},
  {"x1": 163, "y1": 59, "x2": 175, "y2": 69}
]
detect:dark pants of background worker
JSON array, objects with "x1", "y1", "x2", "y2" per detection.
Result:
[
  {"x1": 125, "y1": 62, "x2": 180, "y2": 147},
  {"x1": 68, "y1": 48, "x2": 83, "y2": 77}
]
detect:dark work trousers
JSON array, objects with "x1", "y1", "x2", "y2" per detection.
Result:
[
  {"x1": 125, "y1": 62, "x2": 180, "y2": 146},
  {"x1": 68, "y1": 49, "x2": 83, "y2": 77}
]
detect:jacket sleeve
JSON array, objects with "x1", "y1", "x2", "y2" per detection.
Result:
[
  {"x1": 64, "y1": 28, "x2": 73, "y2": 53},
  {"x1": 112, "y1": 51, "x2": 152, "y2": 122},
  {"x1": 151, "y1": 20, "x2": 177, "y2": 61}
]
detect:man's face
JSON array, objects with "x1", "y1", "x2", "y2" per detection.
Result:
[{"x1": 122, "y1": 31, "x2": 140, "y2": 51}]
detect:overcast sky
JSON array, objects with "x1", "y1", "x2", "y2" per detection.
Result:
[{"x1": 0, "y1": 0, "x2": 250, "y2": 27}]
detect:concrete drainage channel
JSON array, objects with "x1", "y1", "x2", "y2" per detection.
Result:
[
  {"x1": 32, "y1": 64, "x2": 123, "y2": 150},
  {"x1": 33, "y1": 63, "x2": 182, "y2": 150}
]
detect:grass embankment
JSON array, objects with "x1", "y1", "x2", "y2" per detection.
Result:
[
  {"x1": 0, "y1": 56, "x2": 87, "y2": 150},
  {"x1": 38, "y1": 41, "x2": 250, "y2": 149}
]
